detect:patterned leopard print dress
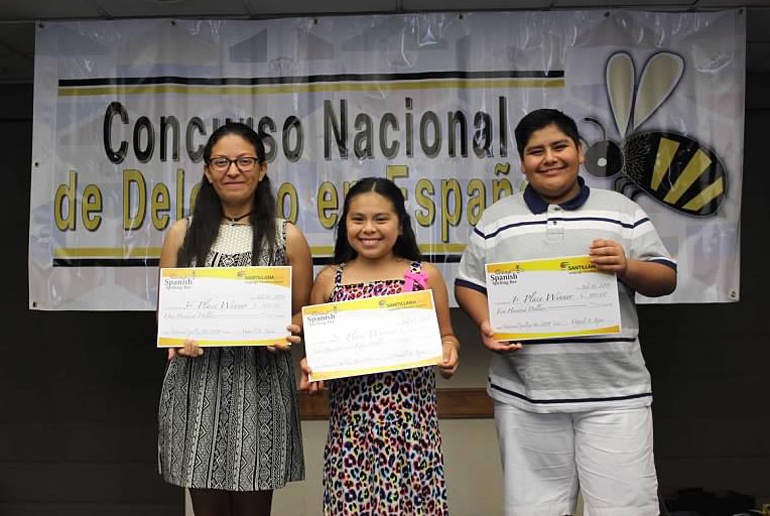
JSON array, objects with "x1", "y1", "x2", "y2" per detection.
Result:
[{"x1": 322, "y1": 261, "x2": 448, "y2": 515}]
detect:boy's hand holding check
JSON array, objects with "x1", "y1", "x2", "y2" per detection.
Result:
[
  {"x1": 480, "y1": 320, "x2": 523, "y2": 353},
  {"x1": 589, "y1": 239, "x2": 628, "y2": 274},
  {"x1": 589, "y1": 238, "x2": 676, "y2": 297}
]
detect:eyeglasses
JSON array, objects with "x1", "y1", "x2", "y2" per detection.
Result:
[{"x1": 208, "y1": 156, "x2": 259, "y2": 173}]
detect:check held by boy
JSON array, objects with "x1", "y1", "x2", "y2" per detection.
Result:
[{"x1": 485, "y1": 255, "x2": 622, "y2": 341}]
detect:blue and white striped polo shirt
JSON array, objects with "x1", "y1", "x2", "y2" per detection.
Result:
[{"x1": 456, "y1": 178, "x2": 677, "y2": 413}]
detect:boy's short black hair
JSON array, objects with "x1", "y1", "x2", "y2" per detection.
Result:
[{"x1": 514, "y1": 109, "x2": 581, "y2": 158}]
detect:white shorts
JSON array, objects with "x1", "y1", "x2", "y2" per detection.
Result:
[{"x1": 494, "y1": 402, "x2": 659, "y2": 516}]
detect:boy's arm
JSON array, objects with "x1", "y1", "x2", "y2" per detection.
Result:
[
  {"x1": 455, "y1": 285, "x2": 522, "y2": 352},
  {"x1": 621, "y1": 259, "x2": 676, "y2": 297},
  {"x1": 589, "y1": 239, "x2": 676, "y2": 297},
  {"x1": 454, "y1": 284, "x2": 489, "y2": 329},
  {"x1": 455, "y1": 209, "x2": 522, "y2": 353}
]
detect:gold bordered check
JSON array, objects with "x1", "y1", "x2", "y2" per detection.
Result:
[
  {"x1": 157, "y1": 266, "x2": 292, "y2": 347},
  {"x1": 303, "y1": 290, "x2": 443, "y2": 381},
  {"x1": 485, "y1": 256, "x2": 622, "y2": 341}
]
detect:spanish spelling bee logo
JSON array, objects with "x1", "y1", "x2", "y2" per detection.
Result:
[
  {"x1": 581, "y1": 51, "x2": 727, "y2": 217},
  {"x1": 306, "y1": 306, "x2": 338, "y2": 325},
  {"x1": 162, "y1": 277, "x2": 193, "y2": 290},
  {"x1": 489, "y1": 270, "x2": 520, "y2": 286}
]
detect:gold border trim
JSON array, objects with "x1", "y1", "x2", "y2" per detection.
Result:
[{"x1": 493, "y1": 325, "x2": 621, "y2": 341}]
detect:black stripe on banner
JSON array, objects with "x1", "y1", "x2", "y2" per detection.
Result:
[
  {"x1": 423, "y1": 254, "x2": 462, "y2": 263},
  {"x1": 313, "y1": 255, "x2": 461, "y2": 266},
  {"x1": 54, "y1": 255, "x2": 462, "y2": 267},
  {"x1": 53, "y1": 258, "x2": 160, "y2": 267},
  {"x1": 59, "y1": 70, "x2": 565, "y2": 87},
  {"x1": 313, "y1": 256, "x2": 333, "y2": 266},
  {"x1": 489, "y1": 381, "x2": 652, "y2": 404}
]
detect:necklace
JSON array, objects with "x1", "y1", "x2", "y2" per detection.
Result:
[{"x1": 223, "y1": 211, "x2": 253, "y2": 225}]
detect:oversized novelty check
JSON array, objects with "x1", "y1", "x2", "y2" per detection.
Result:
[
  {"x1": 302, "y1": 290, "x2": 443, "y2": 381},
  {"x1": 485, "y1": 256, "x2": 621, "y2": 341},
  {"x1": 157, "y1": 266, "x2": 292, "y2": 347}
]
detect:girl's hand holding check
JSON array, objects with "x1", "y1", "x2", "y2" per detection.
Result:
[
  {"x1": 480, "y1": 320, "x2": 523, "y2": 353},
  {"x1": 169, "y1": 338, "x2": 203, "y2": 358},
  {"x1": 437, "y1": 339, "x2": 460, "y2": 379},
  {"x1": 267, "y1": 323, "x2": 302, "y2": 353},
  {"x1": 299, "y1": 357, "x2": 325, "y2": 394},
  {"x1": 169, "y1": 323, "x2": 301, "y2": 357}
]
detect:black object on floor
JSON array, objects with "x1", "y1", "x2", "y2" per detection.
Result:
[{"x1": 663, "y1": 488, "x2": 755, "y2": 516}]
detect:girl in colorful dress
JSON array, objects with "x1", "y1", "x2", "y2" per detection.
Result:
[
  {"x1": 157, "y1": 122, "x2": 312, "y2": 516},
  {"x1": 300, "y1": 176, "x2": 460, "y2": 515}
]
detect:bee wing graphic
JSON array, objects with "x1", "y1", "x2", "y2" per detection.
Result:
[
  {"x1": 606, "y1": 52, "x2": 635, "y2": 138},
  {"x1": 633, "y1": 52, "x2": 684, "y2": 130}
]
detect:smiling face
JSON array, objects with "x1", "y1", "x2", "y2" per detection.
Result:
[
  {"x1": 203, "y1": 133, "x2": 267, "y2": 213},
  {"x1": 345, "y1": 191, "x2": 402, "y2": 261},
  {"x1": 521, "y1": 123, "x2": 584, "y2": 205}
]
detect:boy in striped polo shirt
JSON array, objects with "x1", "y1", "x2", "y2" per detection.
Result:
[{"x1": 455, "y1": 109, "x2": 676, "y2": 516}]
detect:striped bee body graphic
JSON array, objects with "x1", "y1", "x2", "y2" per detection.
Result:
[
  {"x1": 582, "y1": 51, "x2": 728, "y2": 217},
  {"x1": 584, "y1": 131, "x2": 727, "y2": 217}
]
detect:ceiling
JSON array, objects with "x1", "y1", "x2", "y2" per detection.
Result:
[{"x1": 2, "y1": 0, "x2": 770, "y2": 83}]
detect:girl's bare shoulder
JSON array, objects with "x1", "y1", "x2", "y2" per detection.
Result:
[
  {"x1": 314, "y1": 264, "x2": 337, "y2": 284},
  {"x1": 420, "y1": 261, "x2": 447, "y2": 288}
]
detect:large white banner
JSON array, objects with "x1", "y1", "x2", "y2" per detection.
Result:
[{"x1": 29, "y1": 11, "x2": 744, "y2": 310}]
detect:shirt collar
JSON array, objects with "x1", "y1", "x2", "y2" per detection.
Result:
[{"x1": 523, "y1": 176, "x2": 590, "y2": 214}]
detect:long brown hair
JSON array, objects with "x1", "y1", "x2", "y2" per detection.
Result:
[{"x1": 177, "y1": 122, "x2": 277, "y2": 266}]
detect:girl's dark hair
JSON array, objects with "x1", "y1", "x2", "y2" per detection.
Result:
[
  {"x1": 514, "y1": 108, "x2": 582, "y2": 158},
  {"x1": 333, "y1": 177, "x2": 421, "y2": 264},
  {"x1": 177, "y1": 122, "x2": 277, "y2": 267}
]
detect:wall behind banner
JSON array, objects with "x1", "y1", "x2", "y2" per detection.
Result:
[{"x1": 1, "y1": 75, "x2": 768, "y2": 516}]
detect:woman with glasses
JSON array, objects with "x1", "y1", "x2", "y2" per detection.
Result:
[{"x1": 157, "y1": 122, "x2": 312, "y2": 515}]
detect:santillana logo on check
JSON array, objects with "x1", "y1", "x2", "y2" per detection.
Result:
[{"x1": 559, "y1": 261, "x2": 597, "y2": 273}]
